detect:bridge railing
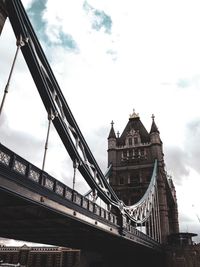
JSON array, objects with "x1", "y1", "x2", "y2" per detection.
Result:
[
  {"x1": 0, "y1": 143, "x2": 117, "y2": 226},
  {"x1": 0, "y1": 143, "x2": 160, "y2": 249}
]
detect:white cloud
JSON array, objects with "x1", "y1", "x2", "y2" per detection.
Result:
[
  {"x1": 0, "y1": 0, "x2": 200, "y2": 244},
  {"x1": 23, "y1": 0, "x2": 36, "y2": 9}
]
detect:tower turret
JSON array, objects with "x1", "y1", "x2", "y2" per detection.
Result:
[
  {"x1": 150, "y1": 114, "x2": 159, "y2": 135},
  {"x1": 149, "y1": 114, "x2": 163, "y2": 161},
  {"x1": 107, "y1": 121, "x2": 117, "y2": 166},
  {"x1": 108, "y1": 121, "x2": 116, "y2": 140},
  {"x1": 107, "y1": 111, "x2": 179, "y2": 244}
]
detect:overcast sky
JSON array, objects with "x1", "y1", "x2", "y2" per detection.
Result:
[{"x1": 0, "y1": 0, "x2": 200, "y2": 245}]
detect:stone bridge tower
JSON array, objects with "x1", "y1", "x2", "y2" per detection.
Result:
[{"x1": 107, "y1": 111, "x2": 179, "y2": 243}]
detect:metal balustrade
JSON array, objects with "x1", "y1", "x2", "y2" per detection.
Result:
[
  {"x1": 0, "y1": 143, "x2": 118, "y2": 227},
  {"x1": 0, "y1": 143, "x2": 160, "y2": 248}
]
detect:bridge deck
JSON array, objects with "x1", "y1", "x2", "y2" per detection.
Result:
[{"x1": 0, "y1": 143, "x2": 162, "y2": 254}]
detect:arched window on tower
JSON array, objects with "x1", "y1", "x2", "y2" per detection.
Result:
[
  {"x1": 133, "y1": 131, "x2": 141, "y2": 146},
  {"x1": 134, "y1": 137, "x2": 138, "y2": 145},
  {"x1": 128, "y1": 137, "x2": 132, "y2": 146}
]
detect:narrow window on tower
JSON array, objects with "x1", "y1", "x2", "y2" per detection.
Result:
[
  {"x1": 134, "y1": 137, "x2": 138, "y2": 145},
  {"x1": 128, "y1": 138, "x2": 132, "y2": 146}
]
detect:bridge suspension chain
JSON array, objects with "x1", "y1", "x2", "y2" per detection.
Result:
[
  {"x1": 84, "y1": 163, "x2": 112, "y2": 199},
  {"x1": 42, "y1": 110, "x2": 54, "y2": 171},
  {"x1": 155, "y1": 182, "x2": 162, "y2": 242},
  {"x1": 4, "y1": 0, "x2": 120, "y2": 208},
  {"x1": 0, "y1": 35, "x2": 25, "y2": 117},
  {"x1": 72, "y1": 159, "x2": 79, "y2": 191},
  {"x1": 124, "y1": 160, "x2": 158, "y2": 222},
  {"x1": 143, "y1": 180, "x2": 161, "y2": 242}
]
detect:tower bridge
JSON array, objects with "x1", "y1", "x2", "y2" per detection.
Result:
[
  {"x1": 0, "y1": 143, "x2": 162, "y2": 266},
  {"x1": 0, "y1": 1, "x2": 181, "y2": 266}
]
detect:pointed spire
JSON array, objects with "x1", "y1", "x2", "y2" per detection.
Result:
[
  {"x1": 150, "y1": 114, "x2": 160, "y2": 134},
  {"x1": 108, "y1": 120, "x2": 116, "y2": 139}
]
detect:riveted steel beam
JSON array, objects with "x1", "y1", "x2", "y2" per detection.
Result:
[{"x1": 0, "y1": 0, "x2": 7, "y2": 35}]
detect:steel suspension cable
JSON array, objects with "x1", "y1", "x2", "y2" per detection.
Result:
[
  {"x1": 154, "y1": 192, "x2": 158, "y2": 242},
  {"x1": 154, "y1": 183, "x2": 160, "y2": 242},
  {"x1": 6, "y1": 0, "x2": 120, "y2": 207},
  {"x1": 152, "y1": 200, "x2": 156, "y2": 239},
  {"x1": 0, "y1": 36, "x2": 23, "y2": 117},
  {"x1": 42, "y1": 112, "x2": 53, "y2": 171},
  {"x1": 156, "y1": 182, "x2": 162, "y2": 242},
  {"x1": 148, "y1": 218, "x2": 150, "y2": 237}
]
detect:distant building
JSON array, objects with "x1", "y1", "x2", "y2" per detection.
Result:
[
  {"x1": 107, "y1": 111, "x2": 179, "y2": 243},
  {"x1": 0, "y1": 263, "x2": 20, "y2": 267},
  {"x1": 0, "y1": 245, "x2": 80, "y2": 267}
]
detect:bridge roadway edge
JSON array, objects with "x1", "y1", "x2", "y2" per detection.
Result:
[
  {"x1": 0, "y1": 143, "x2": 165, "y2": 266},
  {"x1": 0, "y1": 172, "x2": 165, "y2": 267},
  {"x1": 0, "y1": 144, "x2": 161, "y2": 245}
]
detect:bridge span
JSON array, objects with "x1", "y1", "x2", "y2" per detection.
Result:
[{"x1": 0, "y1": 143, "x2": 163, "y2": 266}]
